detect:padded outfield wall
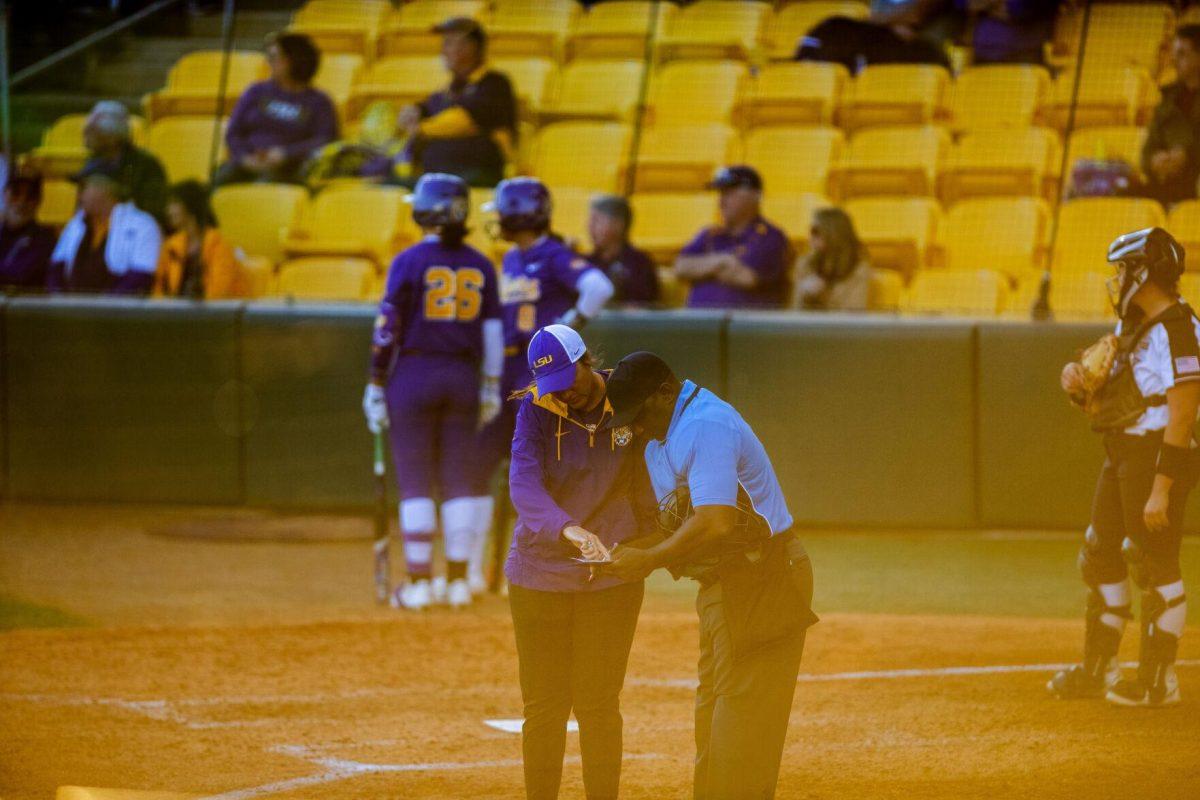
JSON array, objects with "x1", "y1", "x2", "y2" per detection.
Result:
[{"x1": 5, "y1": 297, "x2": 1195, "y2": 531}]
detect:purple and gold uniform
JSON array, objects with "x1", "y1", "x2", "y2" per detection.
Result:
[
  {"x1": 372, "y1": 235, "x2": 501, "y2": 500},
  {"x1": 682, "y1": 217, "x2": 791, "y2": 309}
]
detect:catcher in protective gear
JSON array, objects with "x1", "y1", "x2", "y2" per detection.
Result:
[{"x1": 1050, "y1": 227, "x2": 1200, "y2": 708}]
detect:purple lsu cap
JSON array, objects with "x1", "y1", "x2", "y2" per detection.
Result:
[{"x1": 528, "y1": 324, "x2": 586, "y2": 395}]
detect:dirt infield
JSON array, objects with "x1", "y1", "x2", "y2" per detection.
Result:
[{"x1": 2, "y1": 505, "x2": 1199, "y2": 799}]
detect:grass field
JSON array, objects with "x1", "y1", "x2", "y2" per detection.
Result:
[{"x1": 2, "y1": 503, "x2": 1199, "y2": 799}]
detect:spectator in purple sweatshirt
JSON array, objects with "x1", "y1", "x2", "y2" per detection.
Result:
[
  {"x1": 214, "y1": 32, "x2": 338, "y2": 187},
  {"x1": 958, "y1": 0, "x2": 1060, "y2": 66},
  {"x1": 0, "y1": 171, "x2": 56, "y2": 292}
]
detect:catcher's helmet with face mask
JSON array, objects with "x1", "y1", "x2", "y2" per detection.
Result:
[
  {"x1": 1106, "y1": 227, "x2": 1185, "y2": 318},
  {"x1": 657, "y1": 485, "x2": 771, "y2": 555}
]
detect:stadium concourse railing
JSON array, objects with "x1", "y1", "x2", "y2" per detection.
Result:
[{"x1": 5, "y1": 294, "x2": 1186, "y2": 534}]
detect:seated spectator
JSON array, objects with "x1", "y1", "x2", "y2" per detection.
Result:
[
  {"x1": 215, "y1": 32, "x2": 338, "y2": 187},
  {"x1": 1142, "y1": 24, "x2": 1200, "y2": 207},
  {"x1": 958, "y1": 0, "x2": 1060, "y2": 66},
  {"x1": 0, "y1": 171, "x2": 57, "y2": 292},
  {"x1": 396, "y1": 18, "x2": 517, "y2": 187},
  {"x1": 797, "y1": 0, "x2": 957, "y2": 71},
  {"x1": 155, "y1": 180, "x2": 243, "y2": 300},
  {"x1": 674, "y1": 166, "x2": 792, "y2": 309},
  {"x1": 47, "y1": 164, "x2": 161, "y2": 295},
  {"x1": 793, "y1": 208, "x2": 872, "y2": 312},
  {"x1": 80, "y1": 100, "x2": 167, "y2": 225},
  {"x1": 586, "y1": 194, "x2": 659, "y2": 306}
]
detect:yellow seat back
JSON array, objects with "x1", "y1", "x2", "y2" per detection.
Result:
[
  {"x1": 839, "y1": 64, "x2": 949, "y2": 131},
  {"x1": 734, "y1": 61, "x2": 848, "y2": 127},
  {"x1": 648, "y1": 60, "x2": 747, "y2": 126},
  {"x1": 274, "y1": 256, "x2": 377, "y2": 301},
  {"x1": 744, "y1": 127, "x2": 843, "y2": 196},
  {"x1": 949, "y1": 65, "x2": 1050, "y2": 132},
  {"x1": 942, "y1": 197, "x2": 1050, "y2": 279},
  {"x1": 1053, "y1": 198, "x2": 1167, "y2": 273},
  {"x1": 212, "y1": 184, "x2": 309, "y2": 264},
  {"x1": 904, "y1": 269, "x2": 1008, "y2": 316},
  {"x1": 843, "y1": 196, "x2": 942, "y2": 279},
  {"x1": 146, "y1": 117, "x2": 227, "y2": 183},
  {"x1": 532, "y1": 122, "x2": 630, "y2": 192}
]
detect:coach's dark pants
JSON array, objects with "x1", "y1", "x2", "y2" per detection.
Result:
[
  {"x1": 509, "y1": 580, "x2": 644, "y2": 800},
  {"x1": 694, "y1": 539, "x2": 814, "y2": 800}
]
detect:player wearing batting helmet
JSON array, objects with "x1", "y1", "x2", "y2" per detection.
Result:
[
  {"x1": 597, "y1": 352, "x2": 818, "y2": 800},
  {"x1": 1051, "y1": 227, "x2": 1198, "y2": 707},
  {"x1": 363, "y1": 172, "x2": 504, "y2": 610}
]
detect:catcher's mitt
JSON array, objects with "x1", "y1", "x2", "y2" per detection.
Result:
[{"x1": 1078, "y1": 333, "x2": 1118, "y2": 395}]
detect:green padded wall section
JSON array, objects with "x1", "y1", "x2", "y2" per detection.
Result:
[
  {"x1": 5, "y1": 298, "x2": 242, "y2": 503},
  {"x1": 584, "y1": 310, "x2": 728, "y2": 395},
  {"x1": 726, "y1": 315, "x2": 977, "y2": 528},
  {"x1": 240, "y1": 303, "x2": 378, "y2": 509}
]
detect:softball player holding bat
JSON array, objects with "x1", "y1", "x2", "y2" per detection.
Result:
[
  {"x1": 505, "y1": 324, "x2": 653, "y2": 800},
  {"x1": 472, "y1": 177, "x2": 615, "y2": 585},
  {"x1": 1051, "y1": 227, "x2": 1199, "y2": 707},
  {"x1": 598, "y1": 352, "x2": 817, "y2": 800},
  {"x1": 362, "y1": 172, "x2": 504, "y2": 611}
]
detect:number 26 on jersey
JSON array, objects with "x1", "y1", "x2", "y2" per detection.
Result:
[{"x1": 423, "y1": 266, "x2": 484, "y2": 322}]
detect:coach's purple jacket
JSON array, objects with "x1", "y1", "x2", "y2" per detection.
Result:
[{"x1": 505, "y1": 374, "x2": 653, "y2": 592}]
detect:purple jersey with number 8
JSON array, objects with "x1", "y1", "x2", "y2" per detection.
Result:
[{"x1": 500, "y1": 236, "x2": 593, "y2": 355}]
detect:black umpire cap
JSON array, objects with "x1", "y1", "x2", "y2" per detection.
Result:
[
  {"x1": 706, "y1": 164, "x2": 763, "y2": 192},
  {"x1": 604, "y1": 351, "x2": 676, "y2": 429}
]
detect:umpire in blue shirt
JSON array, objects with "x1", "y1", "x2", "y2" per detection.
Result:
[{"x1": 598, "y1": 352, "x2": 818, "y2": 800}]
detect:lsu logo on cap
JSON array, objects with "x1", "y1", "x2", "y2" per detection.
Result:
[
  {"x1": 614, "y1": 426, "x2": 633, "y2": 447},
  {"x1": 534, "y1": 354, "x2": 554, "y2": 368}
]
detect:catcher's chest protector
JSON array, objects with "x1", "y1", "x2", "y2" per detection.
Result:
[{"x1": 1089, "y1": 305, "x2": 1193, "y2": 432}]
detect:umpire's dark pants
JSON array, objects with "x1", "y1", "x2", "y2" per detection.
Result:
[
  {"x1": 510, "y1": 580, "x2": 644, "y2": 800},
  {"x1": 694, "y1": 538, "x2": 814, "y2": 800}
]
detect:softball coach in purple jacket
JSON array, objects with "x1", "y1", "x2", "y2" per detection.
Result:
[{"x1": 506, "y1": 323, "x2": 652, "y2": 800}]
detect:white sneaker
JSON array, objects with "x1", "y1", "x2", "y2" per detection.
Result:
[
  {"x1": 468, "y1": 570, "x2": 488, "y2": 596},
  {"x1": 447, "y1": 578, "x2": 472, "y2": 609},
  {"x1": 431, "y1": 575, "x2": 448, "y2": 605},
  {"x1": 391, "y1": 579, "x2": 433, "y2": 611}
]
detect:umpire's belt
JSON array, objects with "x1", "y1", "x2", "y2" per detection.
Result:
[{"x1": 676, "y1": 528, "x2": 797, "y2": 588}]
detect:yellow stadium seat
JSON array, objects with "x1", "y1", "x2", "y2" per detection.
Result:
[
  {"x1": 548, "y1": 186, "x2": 593, "y2": 246},
  {"x1": 289, "y1": 1, "x2": 389, "y2": 59},
  {"x1": 838, "y1": 64, "x2": 950, "y2": 131},
  {"x1": 869, "y1": 267, "x2": 903, "y2": 312},
  {"x1": 843, "y1": 196, "x2": 942, "y2": 280},
  {"x1": 211, "y1": 184, "x2": 309, "y2": 264},
  {"x1": 146, "y1": 117, "x2": 228, "y2": 183},
  {"x1": 1053, "y1": 197, "x2": 1167, "y2": 273},
  {"x1": 27, "y1": 115, "x2": 87, "y2": 178},
  {"x1": 1046, "y1": 66, "x2": 1154, "y2": 130},
  {"x1": 656, "y1": 266, "x2": 688, "y2": 307},
  {"x1": 565, "y1": 1, "x2": 675, "y2": 61},
  {"x1": 948, "y1": 64, "x2": 1050, "y2": 132},
  {"x1": 1037, "y1": 271, "x2": 1114, "y2": 320},
  {"x1": 655, "y1": 0, "x2": 768, "y2": 63},
  {"x1": 312, "y1": 53, "x2": 364, "y2": 117},
  {"x1": 1179, "y1": 273, "x2": 1200, "y2": 306},
  {"x1": 761, "y1": 192, "x2": 830, "y2": 250},
  {"x1": 1050, "y1": 3, "x2": 1171, "y2": 75},
  {"x1": 744, "y1": 127, "x2": 843, "y2": 196},
  {"x1": 491, "y1": 57, "x2": 557, "y2": 117},
  {"x1": 942, "y1": 197, "x2": 1050, "y2": 280},
  {"x1": 488, "y1": 0, "x2": 580, "y2": 60},
  {"x1": 540, "y1": 60, "x2": 645, "y2": 124},
  {"x1": 282, "y1": 185, "x2": 411, "y2": 266},
  {"x1": 647, "y1": 60, "x2": 748, "y2": 126},
  {"x1": 38, "y1": 179, "x2": 78, "y2": 228},
  {"x1": 532, "y1": 122, "x2": 630, "y2": 192},
  {"x1": 239, "y1": 254, "x2": 273, "y2": 299},
  {"x1": 346, "y1": 56, "x2": 446, "y2": 119},
  {"x1": 273, "y1": 256, "x2": 377, "y2": 302},
  {"x1": 765, "y1": 1, "x2": 870, "y2": 61},
  {"x1": 1064, "y1": 126, "x2": 1148, "y2": 183},
  {"x1": 831, "y1": 125, "x2": 949, "y2": 200},
  {"x1": 376, "y1": 1, "x2": 488, "y2": 58},
  {"x1": 630, "y1": 124, "x2": 740, "y2": 193},
  {"x1": 630, "y1": 193, "x2": 718, "y2": 264},
  {"x1": 940, "y1": 127, "x2": 1061, "y2": 203},
  {"x1": 144, "y1": 51, "x2": 266, "y2": 121},
  {"x1": 733, "y1": 61, "x2": 848, "y2": 128},
  {"x1": 1168, "y1": 201, "x2": 1200, "y2": 268},
  {"x1": 466, "y1": 187, "x2": 499, "y2": 256},
  {"x1": 904, "y1": 269, "x2": 1008, "y2": 316}
]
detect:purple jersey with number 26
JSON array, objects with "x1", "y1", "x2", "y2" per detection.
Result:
[{"x1": 370, "y1": 238, "x2": 501, "y2": 380}]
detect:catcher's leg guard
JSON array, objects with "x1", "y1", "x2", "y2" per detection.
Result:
[{"x1": 1109, "y1": 580, "x2": 1186, "y2": 707}]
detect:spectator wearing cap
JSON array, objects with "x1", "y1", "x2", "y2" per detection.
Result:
[
  {"x1": 47, "y1": 164, "x2": 161, "y2": 295},
  {"x1": 396, "y1": 17, "x2": 518, "y2": 187},
  {"x1": 586, "y1": 194, "x2": 659, "y2": 306},
  {"x1": 674, "y1": 166, "x2": 793, "y2": 309},
  {"x1": 1143, "y1": 24, "x2": 1200, "y2": 207},
  {"x1": 80, "y1": 100, "x2": 168, "y2": 225},
  {"x1": 0, "y1": 172, "x2": 57, "y2": 291},
  {"x1": 215, "y1": 32, "x2": 339, "y2": 187},
  {"x1": 155, "y1": 180, "x2": 244, "y2": 299}
]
